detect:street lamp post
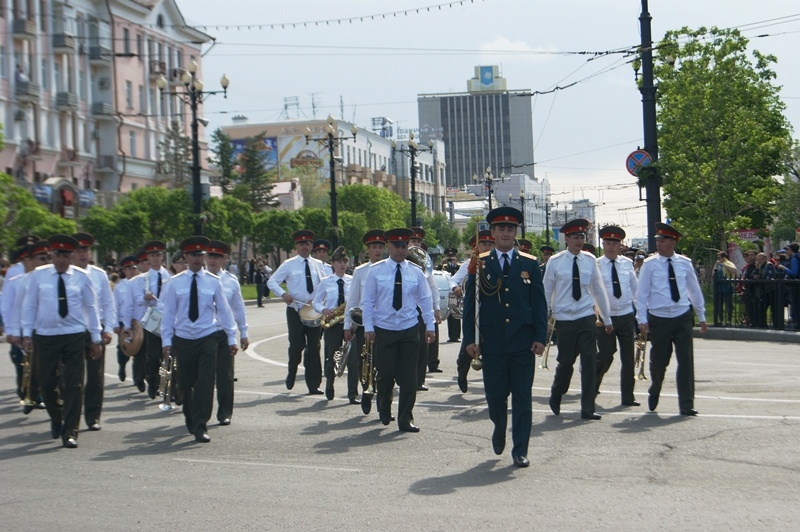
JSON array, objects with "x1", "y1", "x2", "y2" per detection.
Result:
[
  {"x1": 473, "y1": 166, "x2": 504, "y2": 211},
  {"x1": 393, "y1": 132, "x2": 433, "y2": 226},
  {"x1": 508, "y1": 190, "x2": 536, "y2": 238},
  {"x1": 305, "y1": 115, "x2": 357, "y2": 249},
  {"x1": 156, "y1": 59, "x2": 229, "y2": 236}
]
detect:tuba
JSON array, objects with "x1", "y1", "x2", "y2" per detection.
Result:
[
  {"x1": 407, "y1": 246, "x2": 432, "y2": 276},
  {"x1": 360, "y1": 337, "x2": 376, "y2": 415}
]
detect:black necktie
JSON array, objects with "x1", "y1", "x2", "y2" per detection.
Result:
[
  {"x1": 58, "y1": 273, "x2": 68, "y2": 318},
  {"x1": 337, "y1": 278, "x2": 345, "y2": 306},
  {"x1": 572, "y1": 256, "x2": 581, "y2": 301},
  {"x1": 392, "y1": 263, "x2": 402, "y2": 311},
  {"x1": 157, "y1": 272, "x2": 162, "y2": 298},
  {"x1": 304, "y1": 259, "x2": 314, "y2": 294},
  {"x1": 668, "y1": 258, "x2": 680, "y2": 302},
  {"x1": 611, "y1": 260, "x2": 622, "y2": 298},
  {"x1": 501, "y1": 253, "x2": 510, "y2": 277},
  {"x1": 189, "y1": 273, "x2": 199, "y2": 322}
]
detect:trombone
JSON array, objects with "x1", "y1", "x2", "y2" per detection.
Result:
[
  {"x1": 360, "y1": 337, "x2": 376, "y2": 415},
  {"x1": 158, "y1": 355, "x2": 177, "y2": 411},
  {"x1": 634, "y1": 330, "x2": 648, "y2": 380}
]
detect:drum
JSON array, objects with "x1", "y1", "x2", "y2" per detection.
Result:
[
  {"x1": 141, "y1": 307, "x2": 163, "y2": 336},
  {"x1": 298, "y1": 303, "x2": 322, "y2": 327}
]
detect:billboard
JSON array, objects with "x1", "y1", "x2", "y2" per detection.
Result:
[{"x1": 231, "y1": 136, "x2": 278, "y2": 173}]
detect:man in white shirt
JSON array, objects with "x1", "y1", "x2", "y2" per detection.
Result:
[
  {"x1": 542, "y1": 219, "x2": 612, "y2": 420},
  {"x1": 314, "y1": 239, "x2": 334, "y2": 276},
  {"x1": 635, "y1": 222, "x2": 707, "y2": 416},
  {"x1": 268, "y1": 230, "x2": 326, "y2": 394},
  {"x1": 408, "y1": 227, "x2": 441, "y2": 391},
  {"x1": 113, "y1": 255, "x2": 138, "y2": 383},
  {"x1": 594, "y1": 226, "x2": 640, "y2": 407}
]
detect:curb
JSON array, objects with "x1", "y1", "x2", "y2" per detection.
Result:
[{"x1": 695, "y1": 327, "x2": 800, "y2": 344}]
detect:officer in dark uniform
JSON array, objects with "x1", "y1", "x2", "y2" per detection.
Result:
[{"x1": 462, "y1": 207, "x2": 548, "y2": 468}]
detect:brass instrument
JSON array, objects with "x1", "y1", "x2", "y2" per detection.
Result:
[
  {"x1": 634, "y1": 330, "x2": 648, "y2": 380},
  {"x1": 360, "y1": 337, "x2": 376, "y2": 414},
  {"x1": 120, "y1": 320, "x2": 144, "y2": 357},
  {"x1": 540, "y1": 313, "x2": 556, "y2": 370},
  {"x1": 333, "y1": 340, "x2": 352, "y2": 377},
  {"x1": 19, "y1": 345, "x2": 36, "y2": 407},
  {"x1": 158, "y1": 356, "x2": 177, "y2": 411},
  {"x1": 321, "y1": 303, "x2": 347, "y2": 329}
]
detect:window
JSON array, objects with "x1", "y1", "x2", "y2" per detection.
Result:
[
  {"x1": 176, "y1": 49, "x2": 182, "y2": 69},
  {"x1": 0, "y1": 46, "x2": 6, "y2": 78},
  {"x1": 136, "y1": 34, "x2": 143, "y2": 61},
  {"x1": 125, "y1": 80, "x2": 133, "y2": 109},
  {"x1": 129, "y1": 130, "x2": 136, "y2": 158},
  {"x1": 131, "y1": 182, "x2": 138, "y2": 191},
  {"x1": 123, "y1": 28, "x2": 130, "y2": 55},
  {"x1": 40, "y1": 57, "x2": 47, "y2": 88},
  {"x1": 139, "y1": 85, "x2": 145, "y2": 112},
  {"x1": 78, "y1": 69, "x2": 86, "y2": 100}
]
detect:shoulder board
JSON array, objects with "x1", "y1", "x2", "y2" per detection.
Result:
[
  {"x1": 479, "y1": 251, "x2": 492, "y2": 259},
  {"x1": 617, "y1": 255, "x2": 634, "y2": 265},
  {"x1": 224, "y1": 270, "x2": 238, "y2": 280},
  {"x1": 518, "y1": 251, "x2": 537, "y2": 261},
  {"x1": 206, "y1": 271, "x2": 221, "y2": 280},
  {"x1": 643, "y1": 254, "x2": 659, "y2": 263}
]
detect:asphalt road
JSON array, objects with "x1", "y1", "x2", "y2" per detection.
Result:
[{"x1": 1, "y1": 302, "x2": 798, "y2": 531}]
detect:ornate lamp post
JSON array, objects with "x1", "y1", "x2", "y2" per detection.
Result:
[
  {"x1": 473, "y1": 166, "x2": 504, "y2": 211},
  {"x1": 305, "y1": 115, "x2": 358, "y2": 249},
  {"x1": 156, "y1": 59, "x2": 229, "y2": 236},
  {"x1": 393, "y1": 132, "x2": 434, "y2": 226}
]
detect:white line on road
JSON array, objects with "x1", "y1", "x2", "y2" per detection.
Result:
[
  {"x1": 245, "y1": 334, "x2": 289, "y2": 367},
  {"x1": 173, "y1": 458, "x2": 360, "y2": 472}
]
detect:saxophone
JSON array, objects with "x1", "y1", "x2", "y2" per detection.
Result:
[
  {"x1": 158, "y1": 356, "x2": 177, "y2": 411},
  {"x1": 360, "y1": 337, "x2": 376, "y2": 415},
  {"x1": 19, "y1": 345, "x2": 35, "y2": 407},
  {"x1": 321, "y1": 303, "x2": 347, "y2": 329}
]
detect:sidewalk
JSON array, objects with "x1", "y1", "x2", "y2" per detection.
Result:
[{"x1": 698, "y1": 326, "x2": 800, "y2": 344}]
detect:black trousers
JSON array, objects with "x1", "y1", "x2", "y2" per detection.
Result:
[
  {"x1": 647, "y1": 310, "x2": 695, "y2": 411},
  {"x1": 9, "y1": 344, "x2": 24, "y2": 398},
  {"x1": 456, "y1": 342, "x2": 473, "y2": 381},
  {"x1": 447, "y1": 315, "x2": 461, "y2": 342},
  {"x1": 214, "y1": 330, "x2": 234, "y2": 422},
  {"x1": 550, "y1": 314, "x2": 598, "y2": 415},
  {"x1": 483, "y1": 348, "x2": 534, "y2": 458},
  {"x1": 82, "y1": 332, "x2": 106, "y2": 426},
  {"x1": 323, "y1": 322, "x2": 344, "y2": 389},
  {"x1": 286, "y1": 306, "x2": 322, "y2": 391},
  {"x1": 144, "y1": 329, "x2": 163, "y2": 392},
  {"x1": 348, "y1": 327, "x2": 364, "y2": 399},
  {"x1": 174, "y1": 333, "x2": 217, "y2": 436},
  {"x1": 415, "y1": 316, "x2": 429, "y2": 386},
  {"x1": 35, "y1": 332, "x2": 85, "y2": 441},
  {"x1": 595, "y1": 312, "x2": 637, "y2": 403},
  {"x1": 427, "y1": 323, "x2": 440, "y2": 371},
  {"x1": 132, "y1": 330, "x2": 146, "y2": 389},
  {"x1": 375, "y1": 325, "x2": 419, "y2": 427},
  {"x1": 256, "y1": 283, "x2": 265, "y2": 306},
  {"x1": 14, "y1": 343, "x2": 42, "y2": 403}
]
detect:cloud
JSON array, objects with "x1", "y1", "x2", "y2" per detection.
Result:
[{"x1": 478, "y1": 36, "x2": 559, "y2": 65}]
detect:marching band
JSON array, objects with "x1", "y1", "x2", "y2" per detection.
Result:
[{"x1": 0, "y1": 216, "x2": 708, "y2": 464}]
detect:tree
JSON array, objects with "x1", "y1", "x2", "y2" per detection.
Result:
[
  {"x1": 203, "y1": 195, "x2": 254, "y2": 243},
  {"x1": 772, "y1": 140, "x2": 800, "y2": 242},
  {"x1": 115, "y1": 187, "x2": 193, "y2": 242},
  {"x1": 654, "y1": 27, "x2": 792, "y2": 257},
  {"x1": 237, "y1": 133, "x2": 280, "y2": 211},
  {"x1": 337, "y1": 184, "x2": 407, "y2": 230},
  {"x1": 460, "y1": 216, "x2": 485, "y2": 248},
  {"x1": 338, "y1": 211, "x2": 369, "y2": 255},
  {"x1": 157, "y1": 119, "x2": 192, "y2": 187},
  {"x1": 252, "y1": 209, "x2": 303, "y2": 266},
  {"x1": 297, "y1": 207, "x2": 331, "y2": 242},
  {"x1": 207, "y1": 128, "x2": 237, "y2": 195},
  {"x1": 81, "y1": 206, "x2": 148, "y2": 256}
]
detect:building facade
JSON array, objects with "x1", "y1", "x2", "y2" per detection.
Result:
[
  {"x1": 417, "y1": 65, "x2": 534, "y2": 191},
  {"x1": 0, "y1": 0, "x2": 211, "y2": 218}
]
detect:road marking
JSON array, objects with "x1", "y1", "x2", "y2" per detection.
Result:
[
  {"x1": 245, "y1": 334, "x2": 289, "y2": 367},
  {"x1": 173, "y1": 458, "x2": 360, "y2": 472},
  {"x1": 729, "y1": 361, "x2": 799, "y2": 368}
]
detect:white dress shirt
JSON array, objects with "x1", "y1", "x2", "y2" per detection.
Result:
[
  {"x1": 598, "y1": 255, "x2": 638, "y2": 317},
  {"x1": 635, "y1": 253, "x2": 706, "y2": 324},
  {"x1": 114, "y1": 278, "x2": 131, "y2": 329},
  {"x1": 543, "y1": 250, "x2": 612, "y2": 325},
  {"x1": 449, "y1": 260, "x2": 470, "y2": 291},
  {"x1": 313, "y1": 272, "x2": 353, "y2": 314},
  {"x1": 87, "y1": 264, "x2": 117, "y2": 334},
  {"x1": 21, "y1": 265, "x2": 102, "y2": 342},
  {"x1": 159, "y1": 268, "x2": 237, "y2": 348},
  {"x1": 267, "y1": 254, "x2": 326, "y2": 309},
  {"x1": 344, "y1": 262, "x2": 375, "y2": 329},
  {"x1": 6, "y1": 261, "x2": 24, "y2": 280},
  {"x1": 362, "y1": 258, "x2": 435, "y2": 333},
  {"x1": 218, "y1": 269, "x2": 248, "y2": 339},
  {"x1": 1, "y1": 272, "x2": 27, "y2": 336},
  {"x1": 129, "y1": 266, "x2": 170, "y2": 323}
]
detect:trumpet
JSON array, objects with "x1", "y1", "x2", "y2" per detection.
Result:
[
  {"x1": 158, "y1": 356, "x2": 177, "y2": 411},
  {"x1": 540, "y1": 314, "x2": 556, "y2": 370},
  {"x1": 19, "y1": 345, "x2": 36, "y2": 408},
  {"x1": 634, "y1": 330, "x2": 648, "y2": 380},
  {"x1": 360, "y1": 337, "x2": 376, "y2": 414}
]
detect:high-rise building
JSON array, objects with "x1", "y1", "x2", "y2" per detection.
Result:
[
  {"x1": 0, "y1": 0, "x2": 211, "y2": 218},
  {"x1": 417, "y1": 65, "x2": 534, "y2": 191}
]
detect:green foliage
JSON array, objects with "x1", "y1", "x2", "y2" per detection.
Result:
[
  {"x1": 81, "y1": 206, "x2": 148, "y2": 255},
  {"x1": 207, "y1": 128, "x2": 237, "y2": 195},
  {"x1": 237, "y1": 133, "x2": 280, "y2": 211},
  {"x1": 338, "y1": 211, "x2": 369, "y2": 254},
  {"x1": 286, "y1": 164, "x2": 329, "y2": 209},
  {"x1": 460, "y1": 216, "x2": 484, "y2": 247},
  {"x1": 252, "y1": 209, "x2": 303, "y2": 265},
  {"x1": 654, "y1": 26, "x2": 792, "y2": 256},
  {"x1": 337, "y1": 184, "x2": 408, "y2": 230},
  {"x1": 203, "y1": 195, "x2": 254, "y2": 243},
  {"x1": 297, "y1": 207, "x2": 331, "y2": 242},
  {"x1": 157, "y1": 119, "x2": 192, "y2": 186},
  {"x1": 772, "y1": 141, "x2": 800, "y2": 242},
  {"x1": 114, "y1": 187, "x2": 193, "y2": 242}
]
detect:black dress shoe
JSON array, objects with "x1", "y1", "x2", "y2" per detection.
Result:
[
  {"x1": 491, "y1": 427, "x2": 506, "y2": 456},
  {"x1": 147, "y1": 382, "x2": 157, "y2": 400},
  {"x1": 219, "y1": 418, "x2": 231, "y2": 426},
  {"x1": 308, "y1": 389, "x2": 324, "y2": 395},
  {"x1": 512, "y1": 455, "x2": 530, "y2": 468},
  {"x1": 285, "y1": 370, "x2": 296, "y2": 390},
  {"x1": 23, "y1": 403, "x2": 35, "y2": 415},
  {"x1": 63, "y1": 438, "x2": 78, "y2": 449},
  {"x1": 88, "y1": 423, "x2": 101, "y2": 431},
  {"x1": 581, "y1": 412, "x2": 602, "y2": 420},
  {"x1": 417, "y1": 384, "x2": 428, "y2": 391},
  {"x1": 325, "y1": 379, "x2": 334, "y2": 400},
  {"x1": 549, "y1": 395, "x2": 561, "y2": 416},
  {"x1": 648, "y1": 394, "x2": 658, "y2": 412},
  {"x1": 428, "y1": 367, "x2": 443, "y2": 373},
  {"x1": 622, "y1": 400, "x2": 641, "y2": 407},
  {"x1": 399, "y1": 423, "x2": 420, "y2": 433},
  {"x1": 136, "y1": 381, "x2": 146, "y2": 393},
  {"x1": 379, "y1": 412, "x2": 392, "y2": 426},
  {"x1": 680, "y1": 408, "x2": 698, "y2": 416},
  {"x1": 51, "y1": 422, "x2": 63, "y2": 439},
  {"x1": 458, "y1": 377, "x2": 468, "y2": 394},
  {"x1": 361, "y1": 393, "x2": 373, "y2": 415},
  {"x1": 118, "y1": 366, "x2": 126, "y2": 382},
  {"x1": 348, "y1": 396, "x2": 359, "y2": 405},
  {"x1": 194, "y1": 432, "x2": 211, "y2": 443}
]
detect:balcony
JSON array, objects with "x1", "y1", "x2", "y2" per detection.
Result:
[
  {"x1": 91, "y1": 102, "x2": 115, "y2": 119},
  {"x1": 96, "y1": 155, "x2": 117, "y2": 172},
  {"x1": 53, "y1": 34, "x2": 77, "y2": 54},
  {"x1": 12, "y1": 19, "x2": 37, "y2": 39},
  {"x1": 58, "y1": 148, "x2": 82, "y2": 167},
  {"x1": 149, "y1": 60, "x2": 167, "y2": 80},
  {"x1": 56, "y1": 91, "x2": 79, "y2": 111},
  {"x1": 89, "y1": 44, "x2": 113, "y2": 65},
  {"x1": 15, "y1": 81, "x2": 41, "y2": 103}
]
